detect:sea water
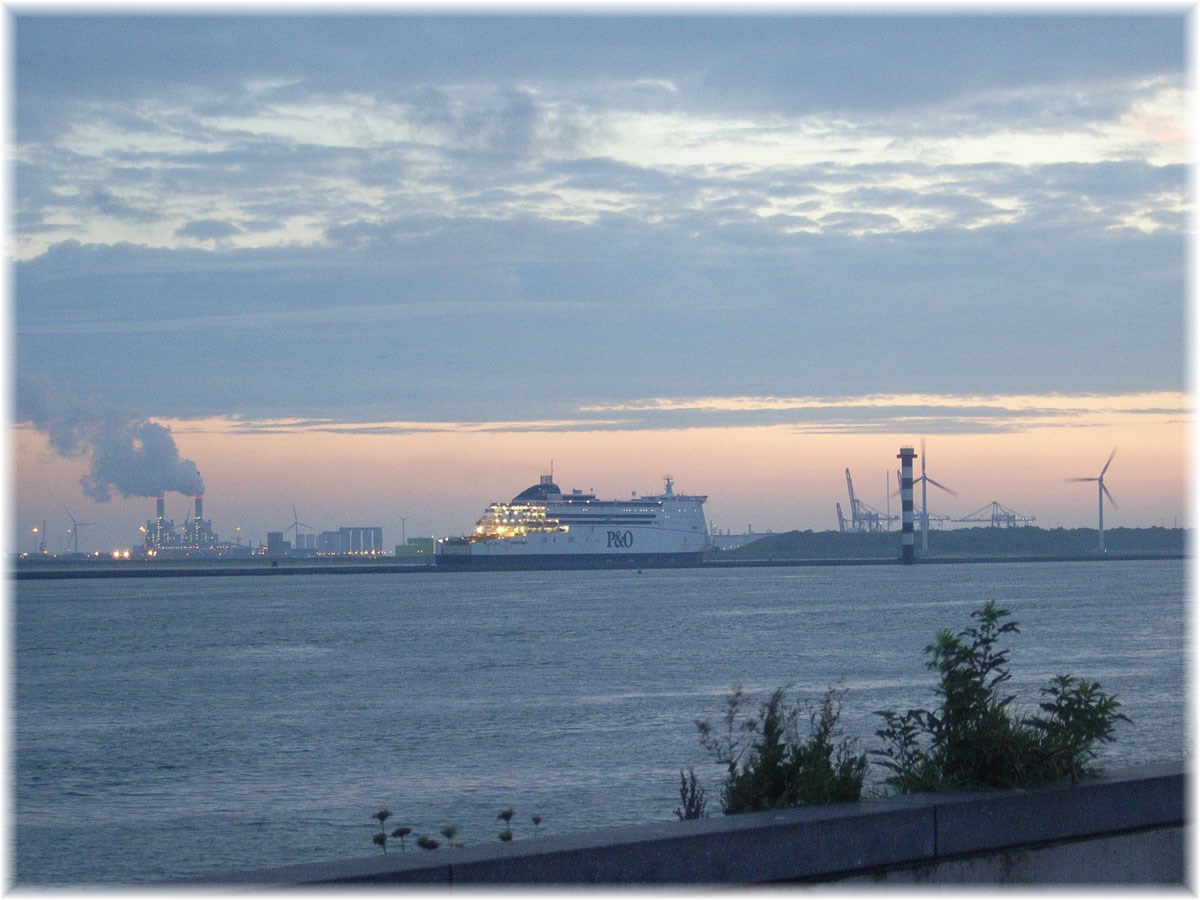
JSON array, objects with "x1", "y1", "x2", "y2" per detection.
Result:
[{"x1": 13, "y1": 560, "x2": 1188, "y2": 884}]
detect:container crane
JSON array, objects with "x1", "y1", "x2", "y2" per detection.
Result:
[
  {"x1": 838, "y1": 468, "x2": 891, "y2": 532},
  {"x1": 955, "y1": 501, "x2": 1036, "y2": 528}
]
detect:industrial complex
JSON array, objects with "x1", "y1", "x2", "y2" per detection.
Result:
[{"x1": 134, "y1": 494, "x2": 395, "y2": 560}]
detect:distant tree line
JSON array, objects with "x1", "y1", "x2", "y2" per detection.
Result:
[{"x1": 712, "y1": 526, "x2": 1188, "y2": 560}]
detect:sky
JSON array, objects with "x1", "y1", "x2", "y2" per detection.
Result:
[{"x1": 9, "y1": 8, "x2": 1192, "y2": 554}]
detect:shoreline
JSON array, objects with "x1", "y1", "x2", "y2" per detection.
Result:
[{"x1": 10, "y1": 552, "x2": 1185, "y2": 580}]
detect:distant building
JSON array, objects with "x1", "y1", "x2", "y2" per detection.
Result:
[
  {"x1": 181, "y1": 496, "x2": 217, "y2": 548},
  {"x1": 266, "y1": 531, "x2": 291, "y2": 558},
  {"x1": 140, "y1": 495, "x2": 235, "y2": 557},
  {"x1": 318, "y1": 527, "x2": 385, "y2": 555},
  {"x1": 144, "y1": 496, "x2": 176, "y2": 551}
]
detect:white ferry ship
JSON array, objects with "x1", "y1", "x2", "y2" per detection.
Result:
[{"x1": 435, "y1": 474, "x2": 709, "y2": 569}]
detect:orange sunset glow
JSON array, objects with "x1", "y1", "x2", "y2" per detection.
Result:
[{"x1": 13, "y1": 390, "x2": 1189, "y2": 554}]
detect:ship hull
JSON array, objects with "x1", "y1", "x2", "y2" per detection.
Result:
[{"x1": 433, "y1": 550, "x2": 705, "y2": 571}]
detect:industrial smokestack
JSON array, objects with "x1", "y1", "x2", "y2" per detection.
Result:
[
  {"x1": 156, "y1": 495, "x2": 165, "y2": 519},
  {"x1": 195, "y1": 496, "x2": 203, "y2": 520}
]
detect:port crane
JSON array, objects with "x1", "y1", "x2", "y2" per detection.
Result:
[
  {"x1": 837, "y1": 468, "x2": 893, "y2": 532},
  {"x1": 955, "y1": 501, "x2": 1036, "y2": 528}
]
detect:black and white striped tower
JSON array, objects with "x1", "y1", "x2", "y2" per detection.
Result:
[{"x1": 898, "y1": 446, "x2": 916, "y2": 563}]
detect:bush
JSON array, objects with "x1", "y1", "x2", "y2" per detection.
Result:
[
  {"x1": 697, "y1": 685, "x2": 868, "y2": 814},
  {"x1": 873, "y1": 601, "x2": 1128, "y2": 792}
]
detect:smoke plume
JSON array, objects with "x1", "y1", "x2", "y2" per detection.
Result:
[{"x1": 18, "y1": 373, "x2": 205, "y2": 502}]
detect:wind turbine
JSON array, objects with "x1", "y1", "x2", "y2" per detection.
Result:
[
  {"x1": 914, "y1": 439, "x2": 957, "y2": 552},
  {"x1": 1067, "y1": 448, "x2": 1117, "y2": 552},
  {"x1": 65, "y1": 510, "x2": 93, "y2": 555},
  {"x1": 284, "y1": 504, "x2": 314, "y2": 548}
]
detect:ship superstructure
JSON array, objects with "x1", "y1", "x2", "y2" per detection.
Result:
[{"x1": 436, "y1": 474, "x2": 709, "y2": 569}]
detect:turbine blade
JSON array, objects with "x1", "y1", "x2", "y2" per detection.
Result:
[
  {"x1": 926, "y1": 476, "x2": 958, "y2": 497},
  {"x1": 1102, "y1": 482, "x2": 1118, "y2": 509},
  {"x1": 1100, "y1": 447, "x2": 1117, "y2": 478},
  {"x1": 1065, "y1": 477, "x2": 1098, "y2": 483}
]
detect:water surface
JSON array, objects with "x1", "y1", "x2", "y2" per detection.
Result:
[{"x1": 15, "y1": 560, "x2": 1187, "y2": 883}]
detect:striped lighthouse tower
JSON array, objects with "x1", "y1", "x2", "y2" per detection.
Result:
[{"x1": 898, "y1": 446, "x2": 917, "y2": 563}]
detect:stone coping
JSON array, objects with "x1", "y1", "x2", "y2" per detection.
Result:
[{"x1": 193, "y1": 761, "x2": 1185, "y2": 885}]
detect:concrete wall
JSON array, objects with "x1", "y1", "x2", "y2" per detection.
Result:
[{"x1": 200, "y1": 762, "x2": 1186, "y2": 886}]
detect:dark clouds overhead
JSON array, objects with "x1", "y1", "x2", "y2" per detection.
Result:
[
  {"x1": 11, "y1": 13, "x2": 1187, "y2": 428},
  {"x1": 15, "y1": 15, "x2": 1183, "y2": 116}
]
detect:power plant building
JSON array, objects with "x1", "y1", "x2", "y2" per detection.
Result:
[
  {"x1": 140, "y1": 495, "x2": 232, "y2": 557},
  {"x1": 139, "y1": 496, "x2": 384, "y2": 559},
  {"x1": 318, "y1": 527, "x2": 384, "y2": 555}
]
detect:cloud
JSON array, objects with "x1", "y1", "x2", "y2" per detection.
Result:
[
  {"x1": 215, "y1": 417, "x2": 632, "y2": 436},
  {"x1": 15, "y1": 189, "x2": 1184, "y2": 425},
  {"x1": 11, "y1": 16, "x2": 1186, "y2": 429},
  {"x1": 575, "y1": 391, "x2": 1191, "y2": 434},
  {"x1": 147, "y1": 390, "x2": 1188, "y2": 443},
  {"x1": 89, "y1": 187, "x2": 158, "y2": 222},
  {"x1": 176, "y1": 219, "x2": 243, "y2": 241},
  {"x1": 12, "y1": 43, "x2": 1186, "y2": 260}
]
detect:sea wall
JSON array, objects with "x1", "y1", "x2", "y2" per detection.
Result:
[{"x1": 206, "y1": 762, "x2": 1185, "y2": 886}]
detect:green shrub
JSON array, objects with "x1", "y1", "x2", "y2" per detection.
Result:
[
  {"x1": 873, "y1": 601, "x2": 1128, "y2": 792},
  {"x1": 697, "y1": 685, "x2": 868, "y2": 814},
  {"x1": 1028, "y1": 673, "x2": 1130, "y2": 784}
]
